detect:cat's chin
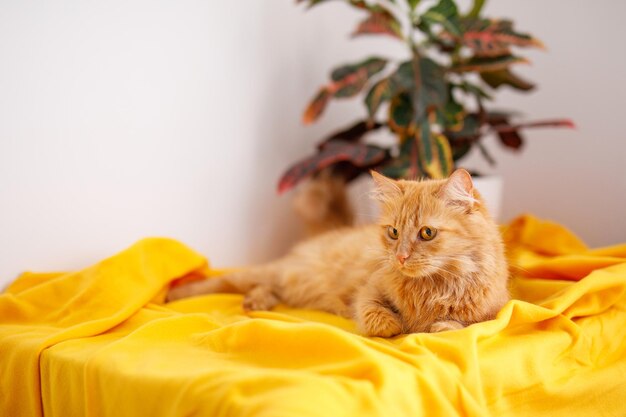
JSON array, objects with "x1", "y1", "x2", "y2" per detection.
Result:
[{"x1": 396, "y1": 268, "x2": 427, "y2": 279}]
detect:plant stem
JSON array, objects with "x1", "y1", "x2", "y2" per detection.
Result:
[{"x1": 467, "y1": 0, "x2": 486, "y2": 18}]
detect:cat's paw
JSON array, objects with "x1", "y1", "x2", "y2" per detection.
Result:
[
  {"x1": 359, "y1": 308, "x2": 403, "y2": 338},
  {"x1": 429, "y1": 320, "x2": 465, "y2": 333},
  {"x1": 242, "y1": 286, "x2": 279, "y2": 312},
  {"x1": 166, "y1": 281, "x2": 205, "y2": 302}
]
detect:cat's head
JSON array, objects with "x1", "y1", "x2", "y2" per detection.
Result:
[{"x1": 371, "y1": 169, "x2": 499, "y2": 279}]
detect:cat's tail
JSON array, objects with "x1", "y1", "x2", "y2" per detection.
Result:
[
  {"x1": 165, "y1": 265, "x2": 278, "y2": 302},
  {"x1": 293, "y1": 169, "x2": 354, "y2": 238}
]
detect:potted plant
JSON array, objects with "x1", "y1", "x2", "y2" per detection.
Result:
[{"x1": 277, "y1": 0, "x2": 573, "y2": 220}]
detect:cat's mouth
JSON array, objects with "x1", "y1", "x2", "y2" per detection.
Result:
[
  {"x1": 395, "y1": 258, "x2": 441, "y2": 279},
  {"x1": 397, "y1": 264, "x2": 428, "y2": 278}
]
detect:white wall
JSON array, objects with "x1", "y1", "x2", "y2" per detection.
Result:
[
  {"x1": 460, "y1": 0, "x2": 626, "y2": 247},
  {"x1": 1, "y1": 1, "x2": 625, "y2": 287}
]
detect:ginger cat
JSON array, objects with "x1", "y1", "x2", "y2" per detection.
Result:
[{"x1": 167, "y1": 169, "x2": 510, "y2": 337}]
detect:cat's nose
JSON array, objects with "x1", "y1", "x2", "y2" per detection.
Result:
[{"x1": 396, "y1": 253, "x2": 409, "y2": 265}]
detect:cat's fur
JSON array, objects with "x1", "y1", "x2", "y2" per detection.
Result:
[{"x1": 167, "y1": 169, "x2": 510, "y2": 337}]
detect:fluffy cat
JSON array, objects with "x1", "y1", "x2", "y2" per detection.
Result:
[{"x1": 167, "y1": 169, "x2": 510, "y2": 337}]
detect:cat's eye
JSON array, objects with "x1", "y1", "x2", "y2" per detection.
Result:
[
  {"x1": 387, "y1": 226, "x2": 399, "y2": 240},
  {"x1": 419, "y1": 226, "x2": 437, "y2": 241}
]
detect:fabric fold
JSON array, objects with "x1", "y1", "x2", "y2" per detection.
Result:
[
  {"x1": 1, "y1": 216, "x2": 625, "y2": 417},
  {"x1": 0, "y1": 238, "x2": 207, "y2": 416}
]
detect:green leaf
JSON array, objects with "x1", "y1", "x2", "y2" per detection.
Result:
[
  {"x1": 388, "y1": 93, "x2": 413, "y2": 133},
  {"x1": 415, "y1": 121, "x2": 453, "y2": 179},
  {"x1": 421, "y1": 0, "x2": 461, "y2": 37},
  {"x1": 415, "y1": 57, "x2": 447, "y2": 119},
  {"x1": 439, "y1": 91, "x2": 465, "y2": 130},
  {"x1": 451, "y1": 55, "x2": 529, "y2": 73},
  {"x1": 407, "y1": 0, "x2": 420, "y2": 10},
  {"x1": 454, "y1": 80, "x2": 492, "y2": 100},
  {"x1": 352, "y1": 10, "x2": 404, "y2": 40},
  {"x1": 365, "y1": 78, "x2": 395, "y2": 120},
  {"x1": 480, "y1": 68, "x2": 535, "y2": 91},
  {"x1": 385, "y1": 58, "x2": 447, "y2": 127},
  {"x1": 445, "y1": 113, "x2": 481, "y2": 161},
  {"x1": 380, "y1": 156, "x2": 411, "y2": 179},
  {"x1": 450, "y1": 141, "x2": 471, "y2": 162},
  {"x1": 418, "y1": 120, "x2": 434, "y2": 165},
  {"x1": 389, "y1": 61, "x2": 415, "y2": 90},
  {"x1": 433, "y1": 133, "x2": 454, "y2": 177},
  {"x1": 385, "y1": 130, "x2": 421, "y2": 179}
]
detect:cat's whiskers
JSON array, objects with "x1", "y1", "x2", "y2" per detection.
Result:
[{"x1": 406, "y1": 261, "x2": 467, "y2": 282}]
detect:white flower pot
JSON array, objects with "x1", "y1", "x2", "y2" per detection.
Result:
[{"x1": 348, "y1": 174, "x2": 504, "y2": 225}]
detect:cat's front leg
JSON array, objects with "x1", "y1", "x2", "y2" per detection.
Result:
[
  {"x1": 354, "y1": 288, "x2": 403, "y2": 337},
  {"x1": 429, "y1": 320, "x2": 465, "y2": 333},
  {"x1": 242, "y1": 285, "x2": 279, "y2": 312}
]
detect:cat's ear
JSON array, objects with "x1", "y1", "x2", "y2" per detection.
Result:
[
  {"x1": 440, "y1": 169, "x2": 477, "y2": 209},
  {"x1": 370, "y1": 170, "x2": 403, "y2": 202}
]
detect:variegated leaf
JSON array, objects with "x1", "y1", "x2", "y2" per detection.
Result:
[
  {"x1": 319, "y1": 120, "x2": 384, "y2": 149},
  {"x1": 388, "y1": 93, "x2": 413, "y2": 133},
  {"x1": 417, "y1": 122, "x2": 453, "y2": 179},
  {"x1": 421, "y1": 0, "x2": 461, "y2": 37},
  {"x1": 433, "y1": 132, "x2": 454, "y2": 178},
  {"x1": 331, "y1": 57, "x2": 387, "y2": 81},
  {"x1": 388, "y1": 58, "x2": 447, "y2": 121},
  {"x1": 445, "y1": 114, "x2": 480, "y2": 161},
  {"x1": 302, "y1": 88, "x2": 332, "y2": 125},
  {"x1": 353, "y1": 10, "x2": 404, "y2": 40},
  {"x1": 438, "y1": 93, "x2": 465, "y2": 130},
  {"x1": 457, "y1": 18, "x2": 545, "y2": 57},
  {"x1": 480, "y1": 68, "x2": 535, "y2": 91},
  {"x1": 451, "y1": 55, "x2": 529, "y2": 73},
  {"x1": 331, "y1": 57, "x2": 387, "y2": 97},
  {"x1": 365, "y1": 78, "x2": 395, "y2": 120},
  {"x1": 454, "y1": 81, "x2": 493, "y2": 100},
  {"x1": 277, "y1": 141, "x2": 390, "y2": 194},
  {"x1": 416, "y1": 57, "x2": 448, "y2": 119},
  {"x1": 380, "y1": 131, "x2": 417, "y2": 179},
  {"x1": 303, "y1": 57, "x2": 387, "y2": 124}
]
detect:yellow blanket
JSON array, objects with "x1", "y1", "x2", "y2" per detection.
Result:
[{"x1": 1, "y1": 215, "x2": 625, "y2": 417}]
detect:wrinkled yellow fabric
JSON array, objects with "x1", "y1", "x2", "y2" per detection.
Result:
[{"x1": 1, "y1": 215, "x2": 625, "y2": 417}]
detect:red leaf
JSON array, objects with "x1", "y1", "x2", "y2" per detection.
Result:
[
  {"x1": 352, "y1": 11, "x2": 403, "y2": 40},
  {"x1": 455, "y1": 19, "x2": 545, "y2": 57},
  {"x1": 319, "y1": 120, "x2": 384, "y2": 149},
  {"x1": 302, "y1": 88, "x2": 332, "y2": 125},
  {"x1": 452, "y1": 55, "x2": 529, "y2": 73},
  {"x1": 492, "y1": 119, "x2": 576, "y2": 132},
  {"x1": 490, "y1": 118, "x2": 575, "y2": 150},
  {"x1": 277, "y1": 141, "x2": 389, "y2": 194}
]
